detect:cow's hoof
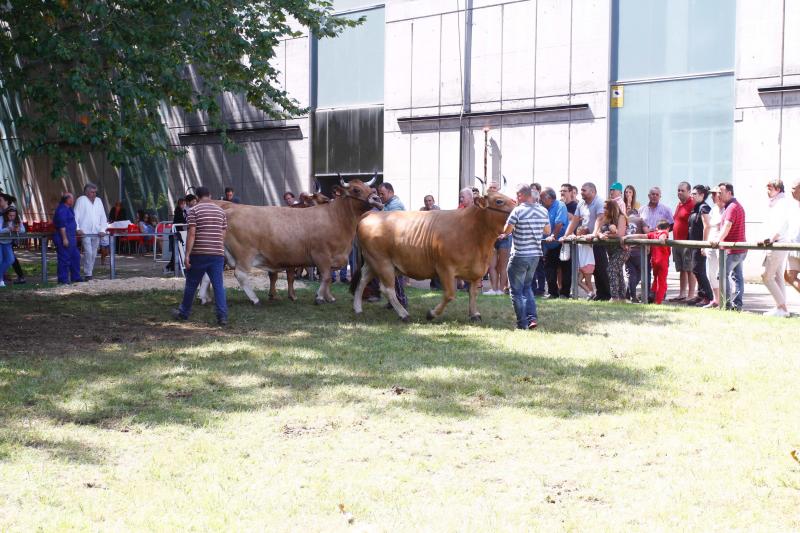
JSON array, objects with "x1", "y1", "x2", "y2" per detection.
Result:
[
  {"x1": 469, "y1": 314, "x2": 482, "y2": 322},
  {"x1": 253, "y1": 300, "x2": 262, "y2": 307},
  {"x1": 289, "y1": 295, "x2": 297, "y2": 302},
  {"x1": 426, "y1": 309, "x2": 435, "y2": 321},
  {"x1": 268, "y1": 294, "x2": 275, "y2": 301},
  {"x1": 314, "y1": 297, "x2": 324, "y2": 305},
  {"x1": 399, "y1": 315, "x2": 410, "y2": 323}
]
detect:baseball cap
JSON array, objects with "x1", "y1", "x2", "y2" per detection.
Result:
[{"x1": 609, "y1": 182, "x2": 623, "y2": 191}]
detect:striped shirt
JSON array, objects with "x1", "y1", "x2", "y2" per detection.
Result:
[
  {"x1": 187, "y1": 201, "x2": 227, "y2": 256},
  {"x1": 507, "y1": 202, "x2": 549, "y2": 257}
]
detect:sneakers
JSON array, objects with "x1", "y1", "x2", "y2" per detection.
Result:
[
  {"x1": 0, "y1": 280, "x2": 5, "y2": 288},
  {"x1": 527, "y1": 319, "x2": 538, "y2": 330},
  {"x1": 764, "y1": 307, "x2": 790, "y2": 318},
  {"x1": 14, "y1": 277, "x2": 26, "y2": 285},
  {"x1": 693, "y1": 298, "x2": 711, "y2": 307},
  {"x1": 170, "y1": 308, "x2": 188, "y2": 321},
  {"x1": 702, "y1": 301, "x2": 719, "y2": 309},
  {"x1": 217, "y1": 317, "x2": 228, "y2": 326}
]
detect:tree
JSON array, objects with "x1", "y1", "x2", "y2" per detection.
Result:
[{"x1": 0, "y1": 0, "x2": 358, "y2": 177}]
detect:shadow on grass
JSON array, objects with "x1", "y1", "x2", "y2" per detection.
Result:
[{"x1": 0, "y1": 283, "x2": 679, "y2": 462}]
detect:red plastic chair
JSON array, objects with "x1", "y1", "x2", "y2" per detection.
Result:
[{"x1": 128, "y1": 224, "x2": 147, "y2": 254}]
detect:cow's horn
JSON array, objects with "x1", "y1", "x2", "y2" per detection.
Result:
[
  {"x1": 314, "y1": 179, "x2": 322, "y2": 193},
  {"x1": 365, "y1": 172, "x2": 378, "y2": 187},
  {"x1": 339, "y1": 173, "x2": 349, "y2": 188}
]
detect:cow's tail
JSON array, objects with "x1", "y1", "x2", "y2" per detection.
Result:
[{"x1": 349, "y1": 245, "x2": 363, "y2": 295}]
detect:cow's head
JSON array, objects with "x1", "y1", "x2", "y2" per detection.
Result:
[
  {"x1": 475, "y1": 191, "x2": 516, "y2": 214},
  {"x1": 337, "y1": 178, "x2": 383, "y2": 210},
  {"x1": 299, "y1": 192, "x2": 330, "y2": 207}
]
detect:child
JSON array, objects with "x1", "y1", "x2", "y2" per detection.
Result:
[
  {"x1": 576, "y1": 225, "x2": 595, "y2": 299},
  {"x1": 0, "y1": 207, "x2": 25, "y2": 288},
  {"x1": 624, "y1": 219, "x2": 670, "y2": 304}
]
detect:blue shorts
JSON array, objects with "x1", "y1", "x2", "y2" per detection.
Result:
[{"x1": 495, "y1": 235, "x2": 512, "y2": 250}]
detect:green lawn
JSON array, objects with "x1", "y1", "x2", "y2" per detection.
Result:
[{"x1": 1, "y1": 284, "x2": 798, "y2": 531}]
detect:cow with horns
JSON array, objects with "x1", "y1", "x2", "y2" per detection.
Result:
[
  {"x1": 199, "y1": 177, "x2": 382, "y2": 306},
  {"x1": 350, "y1": 191, "x2": 517, "y2": 322}
]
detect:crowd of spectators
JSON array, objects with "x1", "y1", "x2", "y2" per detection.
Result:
[{"x1": 3, "y1": 177, "x2": 799, "y2": 326}]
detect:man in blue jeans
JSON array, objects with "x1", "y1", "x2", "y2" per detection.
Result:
[
  {"x1": 500, "y1": 184, "x2": 550, "y2": 329},
  {"x1": 172, "y1": 186, "x2": 229, "y2": 325},
  {"x1": 710, "y1": 182, "x2": 747, "y2": 311}
]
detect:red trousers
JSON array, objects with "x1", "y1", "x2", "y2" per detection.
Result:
[{"x1": 651, "y1": 261, "x2": 669, "y2": 304}]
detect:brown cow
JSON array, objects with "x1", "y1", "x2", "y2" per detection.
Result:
[
  {"x1": 199, "y1": 179, "x2": 381, "y2": 305},
  {"x1": 351, "y1": 191, "x2": 517, "y2": 321},
  {"x1": 268, "y1": 191, "x2": 330, "y2": 300}
]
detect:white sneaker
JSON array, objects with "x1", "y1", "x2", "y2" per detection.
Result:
[
  {"x1": 764, "y1": 308, "x2": 790, "y2": 318},
  {"x1": 0, "y1": 280, "x2": 5, "y2": 288}
]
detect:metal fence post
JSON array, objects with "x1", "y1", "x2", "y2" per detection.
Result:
[
  {"x1": 718, "y1": 248, "x2": 727, "y2": 310},
  {"x1": 640, "y1": 245, "x2": 649, "y2": 304},
  {"x1": 40, "y1": 235, "x2": 48, "y2": 284},
  {"x1": 110, "y1": 234, "x2": 116, "y2": 280}
]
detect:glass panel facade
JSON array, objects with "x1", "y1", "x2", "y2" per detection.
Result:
[
  {"x1": 314, "y1": 107, "x2": 383, "y2": 174},
  {"x1": 316, "y1": 7, "x2": 385, "y2": 108},
  {"x1": 612, "y1": 0, "x2": 735, "y2": 81},
  {"x1": 610, "y1": 75, "x2": 734, "y2": 195}
]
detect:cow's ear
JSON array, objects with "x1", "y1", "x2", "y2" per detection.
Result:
[
  {"x1": 475, "y1": 196, "x2": 488, "y2": 209},
  {"x1": 333, "y1": 185, "x2": 345, "y2": 196}
]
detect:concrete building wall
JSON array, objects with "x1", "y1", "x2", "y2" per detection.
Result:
[
  {"x1": 161, "y1": 32, "x2": 311, "y2": 208},
  {"x1": 733, "y1": 0, "x2": 799, "y2": 276},
  {"x1": 384, "y1": 0, "x2": 610, "y2": 209},
  {"x1": 734, "y1": 0, "x2": 800, "y2": 225}
]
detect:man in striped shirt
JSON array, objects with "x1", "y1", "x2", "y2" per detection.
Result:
[
  {"x1": 499, "y1": 184, "x2": 551, "y2": 330},
  {"x1": 172, "y1": 186, "x2": 229, "y2": 325}
]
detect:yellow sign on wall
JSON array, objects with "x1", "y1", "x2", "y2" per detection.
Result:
[{"x1": 611, "y1": 85, "x2": 624, "y2": 108}]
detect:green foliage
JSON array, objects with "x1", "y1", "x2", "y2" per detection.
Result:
[{"x1": 0, "y1": 0, "x2": 358, "y2": 177}]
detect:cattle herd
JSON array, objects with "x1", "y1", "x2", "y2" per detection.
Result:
[{"x1": 198, "y1": 178, "x2": 517, "y2": 322}]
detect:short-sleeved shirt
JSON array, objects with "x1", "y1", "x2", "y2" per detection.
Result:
[
  {"x1": 672, "y1": 198, "x2": 695, "y2": 240},
  {"x1": 687, "y1": 202, "x2": 711, "y2": 241},
  {"x1": 543, "y1": 200, "x2": 568, "y2": 250},
  {"x1": 383, "y1": 196, "x2": 406, "y2": 212},
  {"x1": 647, "y1": 229, "x2": 671, "y2": 264},
  {"x1": 639, "y1": 203, "x2": 674, "y2": 231},
  {"x1": 53, "y1": 203, "x2": 77, "y2": 236},
  {"x1": 574, "y1": 196, "x2": 605, "y2": 232},
  {"x1": 187, "y1": 201, "x2": 227, "y2": 256},
  {"x1": 565, "y1": 200, "x2": 578, "y2": 215},
  {"x1": 506, "y1": 202, "x2": 549, "y2": 257},
  {"x1": 721, "y1": 198, "x2": 746, "y2": 254}
]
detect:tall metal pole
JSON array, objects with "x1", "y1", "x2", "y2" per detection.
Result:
[
  {"x1": 40, "y1": 236, "x2": 48, "y2": 284},
  {"x1": 483, "y1": 127, "x2": 489, "y2": 184}
]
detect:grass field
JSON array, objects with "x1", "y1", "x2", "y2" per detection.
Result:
[{"x1": 1, "y1": 283, "x2": 798, "y2": 531}]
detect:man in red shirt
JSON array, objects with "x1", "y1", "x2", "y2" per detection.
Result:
[
  {"x1": 668, "y1": 181, "x2": 696, "y2": 302},
  {"x1": 710, "y1": 182, "x2": 747, "y2": 311},
  {"x1": 172, "y1": 186, "x2": 229, "y2": 325}
]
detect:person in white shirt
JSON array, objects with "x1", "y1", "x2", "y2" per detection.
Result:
[
  {"x1": 761, "y1": 178, "x2": 794, "y2": 317},
  {"x1": 74, "y1": 183, "x2": 108, "y2": 280},
  {"x1": 782, "y1": 179, "x2": 800, "y2": 299}
]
